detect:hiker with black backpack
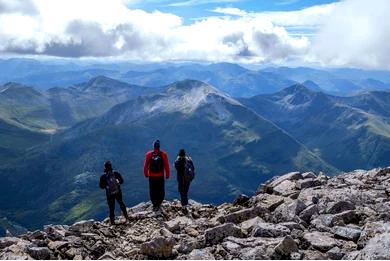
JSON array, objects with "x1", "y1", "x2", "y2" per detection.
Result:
[
  {"x1": 99, "y1": 161, "x2": 129, "y2": 225},
  {"x1": 143, "y1": 140, "x2": 170, "y2": 211},
  {"x1": 174, "y1": 149, "x2": 195, "y2": 214}
]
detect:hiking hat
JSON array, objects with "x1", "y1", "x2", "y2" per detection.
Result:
[
  {"x1": 153, "y1": 139, "x2": 160, "y2": 149},
  {"x1": 104, "y1": 161, "x2": 113, "y2": 172}
]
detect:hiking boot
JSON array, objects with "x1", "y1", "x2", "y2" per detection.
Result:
[
  {"x1": 182, "y1": 206, "x2": 188, "y2": 215},
  {"x1": 153, "y1": 205, "x2": 160, "y2": 212}
]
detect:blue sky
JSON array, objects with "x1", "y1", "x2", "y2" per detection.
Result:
[{"x1": 128, "y1": 0, "x2": 339, "y2": 24}]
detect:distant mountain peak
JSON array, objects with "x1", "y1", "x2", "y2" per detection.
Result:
[
  {"x1": 280, "y1": 83, "x2": 313, "y2": 95},
  {"x1": 85, "y1": 75, "x2": 122, "y2": 86},
  {"x1": 167, "y1": 79, "x2": 217, "y2": 93},
  {"x1": 0, "y1": 82, "x2": 43, "y2": 97},
  {"x1": 80, "y1": 76, "x2": 130, "y2": 92}
]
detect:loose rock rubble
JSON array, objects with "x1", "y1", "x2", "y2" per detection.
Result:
[{"x1": 1, "y1": 167, "x2": 390, "y2": 259}]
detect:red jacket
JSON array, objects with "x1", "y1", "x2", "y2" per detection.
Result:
[{"x1": 144, "y1": 149, "x2": 170, "y2": 178}]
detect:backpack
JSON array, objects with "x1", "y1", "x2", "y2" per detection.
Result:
[
  {"x1": 149, "y1": 151, "x2": 164, "y2": 173},
  {"x1": 106, "y1": 171, "x2": 120, "y2": 195},
  {"x1": 184, "y1": 156, "x2": 195, "y2": 182}
]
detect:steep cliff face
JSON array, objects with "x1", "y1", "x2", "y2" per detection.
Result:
[{"x1": 1, "y1": 167, "x2": 390, "y2": 260}]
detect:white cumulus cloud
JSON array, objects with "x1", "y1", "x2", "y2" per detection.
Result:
[{"x1": 0, "y1": 0, "x2": 389, "y2": 69}]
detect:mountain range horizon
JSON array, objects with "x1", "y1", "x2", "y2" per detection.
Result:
[{"x1": 0, "y1": 60, "x2": 389, "y2": 234}]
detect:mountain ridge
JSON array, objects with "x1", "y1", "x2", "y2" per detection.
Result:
[
  {"x1": 1, "y1": 167, "x2": 389, "y2": 260},
  {"x1": 0, "y1": 80, "x2": 336, "y2": 230}
]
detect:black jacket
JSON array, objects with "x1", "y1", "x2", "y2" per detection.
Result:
[
  {"x1": 99, "y1": 171, "x2": 124, "y2": 192},
  {"x1": 175, "y1": 156, "x2": 194, "y2": 177}
]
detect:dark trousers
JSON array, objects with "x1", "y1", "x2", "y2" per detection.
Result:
[
  {"x1": 149, "y1": 176, "x2": 165, "y2": 207},
  {"x1": 107, "y1": 190, "x2": 128, "y2": 223},
  {"x1": 177, "y1": 174, "x2": 191, "y2": 206}
]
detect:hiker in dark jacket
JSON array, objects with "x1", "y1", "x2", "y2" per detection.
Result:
[
  {"x1": 99, "y1": 161, "x2": 129, "y2": 225},
  {"x1": 143, "y1": 140, "x2": 170, "y2": 211},
  {"x1": 174, "y1": 149, "x2": 195, "y2": 213}
]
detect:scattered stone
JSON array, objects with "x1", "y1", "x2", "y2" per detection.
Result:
[
  {"x1": 273, "y1": 180, "x2": 297, "y2": 196},
  {"x1": 296, "y1": 178, "x2": 322, "y2": 189},
  {"x1": 205, "y1": 223, "x2": 244, "y2": 245},
  {"x1": 333, "y1": 226, "x2": 361, "y2": 242},
  {"x1": 258, "y1": 172, "x2": 302, "y2": 194},
  {"x1": 68, "y1": 220, "x2": 95, "y2": 234},
  {"x1": 303, "y1": 249, "x2": 327, "y2": 259},
  {"x1": 164, "y1": 216, "x2": 193, "y2": 233},
  {"x1": 273, "y1": 200, "x2": 307, "y2": 222},
  {"x1": 326, "y1": 201, "x2": 356, "y2": 214},
  {"x1": 356, "y1": 233, "x2": 390, "y2": 259},
  {"x1": 302, "y1": 172, "x2": 317, "y2": 179},
  {"x1": 240, "y1": 216, "x2": 264, "y2": 233},
  {"x1": 98, "y1": 252, "x2": 116, "y2": 260},
  {"x1": 274, "y1": 236, "x2": 298, "y2": 256},
  {"x1": 299, "y1": 204, "x2": 319, "y2": 223},
  {"x1": 0, "y1": 237, "x2": 20, "y2": 249},
  {"x1": 0, "y1": 167, "x2": 389, "y2": 260},
  {"x1": 26, "y1": 246, "x2": 51, "y2": 260},
  {"x1": 251, "y1": 223, "x2": 290, "y2": 237},
  {"x1": 327, "y1": 246, "x2": 344, "y2": 260},
  {"x1": 233, "y1": 194, "x2": 250, "y2": 206},
  {"x1": 188, "y1": 248, "x2": 215, "y2": 260},
  {"x1": 140, "y1": 236, "x2": 175, "y2": 259},
  {"x1": 253, "y1": 194, "x2": 285, "y2": 211},
  {"x1": 219, "y1": 206, "x2": 268, "y2": 224},
  {"x1": 303, "y1": 231, "x2": 337, "y2": 252},
  {"x1": 48, "y1": 240, "x2": 69, "y2": 251}
]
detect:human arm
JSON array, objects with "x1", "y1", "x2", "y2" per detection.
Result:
[
  {"x1": 99, "y1": 175, "x2": 106, "y2": 189},
  {"x1": 115, "y1": 172, "x2": 124, "y2": 184},
  {"x1": 143, "y1": 152, "x2": 151, "y2": 177}
]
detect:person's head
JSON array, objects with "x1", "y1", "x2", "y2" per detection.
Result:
[
  {"x1": 104, "y1": 160, "x2": 113, "y2": 173},
  {"x1": 178, "y1": 149, "x2": 186, "y2": 157},
  {"x1": 153, "y1": 139, "x2": 160, "y2": 150}
]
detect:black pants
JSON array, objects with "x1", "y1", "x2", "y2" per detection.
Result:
[
  {"x1": 149, "y1": 176, "x2": 165, "y2": 207},
  {"x1": 107, "y1": 190, "x2": 128, "y2": 223},
  {"x1": 177, "y1": 174, "x2": 191, "y2": 206}
]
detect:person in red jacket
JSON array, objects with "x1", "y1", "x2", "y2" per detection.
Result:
[{"x1": 144, "y1": 139, "x2": 170, "y2": 211}]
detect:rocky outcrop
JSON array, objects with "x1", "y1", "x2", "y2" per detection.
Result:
[{"x1": 0, "y1": 167, "x2": 389, "y2": 260}]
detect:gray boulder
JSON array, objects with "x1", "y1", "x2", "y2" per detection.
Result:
[
  {"x1": 0, "y1": 237, "x2": 20, "y2": 249},
  {"x1": 356, "y1": 233, "x2": 390, "y2": 259},
  {"x1": 273, "y1": 180, "x2": 297, "y2": 197},
  {"x1": 303, "y1": 231, "x2": 337, "y2": 252},
  {"x1": 258, "y1": 172, "x2": 302, "y2": 193},
  {"x1": 253, "y1": 194, "x2": 285, "y2": 211},
  {"x1": 299, "y1": 204, "x2": 319, "y2": 223},
  {"x1": 140, "y1": 236, "x2": 175, "y2": 259},
  {"x1": 240, "y1": 216, "x2": 264, "y2": 233},
  {"x1": 333, "y1": 226, "x2": 361, "y2": 242},
  {"x1": 326, "y1": 201, "x2": 355, "y2": 214},
  {"x1": 205, "y1": 223, "x2": 244, "y2": 245},
  {"x1": 274, "y1": 236, "x2": 298, "y2": 257},
  {"x1": 296, "y1": 178, "x2": 322, "y2": 189},
  {"x1": 188, "y1": 248, "x2": 215, "y2": 260},
  {"x1": 251, "y1": 223, "x2": 290, "y2": 237},
  {"x1": 164, "y1": 216, "x2": 193, "y2": 233},
  {"x1": 68, "y1": 220, "x2": 95, "y2": 234},
  {"x1": 302, "y1": 172, "x2": 317, "y2": 179},
  {"x1": 219, "y1": 206, "x2": 268, "y2": 224},
  {"x1": 273, "y1": 200, "x2": 307, "y2": 222},
  {"x1": 26, "y1": 246, "x2": 51, "y2": 260}
]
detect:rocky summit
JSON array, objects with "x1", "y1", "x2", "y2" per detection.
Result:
[{"x1": 1, "y1": 167, "x2": 390, "y2": 260}]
